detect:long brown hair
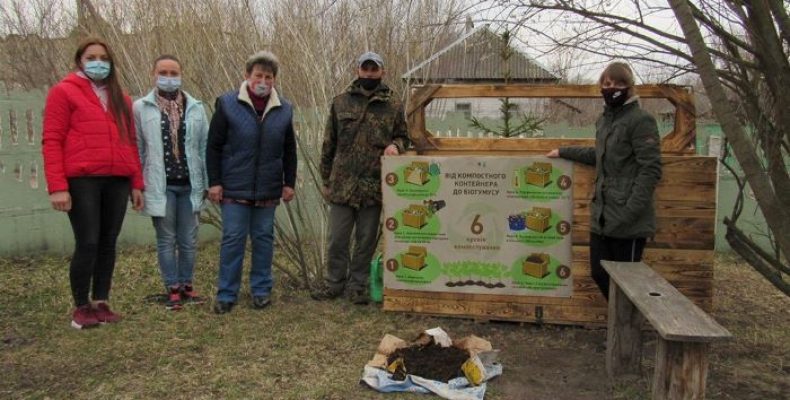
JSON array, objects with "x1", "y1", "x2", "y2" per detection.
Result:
[
  {"x1": 74, "y1": 37, "x2": 132, "y2": 141},
  {"x1": 599, "y1": 61, "x2": 637, "y2": 98}
]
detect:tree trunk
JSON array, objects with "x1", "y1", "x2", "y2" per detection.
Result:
[{"x1": 667, "y1": 0, "x2": 790, "y2": 262}]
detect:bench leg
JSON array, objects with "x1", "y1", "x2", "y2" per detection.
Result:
[
  {"x1": 606, "y1": 282, "x2": 644, "y2": 378},
  {"x1": 653, "y1": 338, "x2": 709, "y2": 400}
]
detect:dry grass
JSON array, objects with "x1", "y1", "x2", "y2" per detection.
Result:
[{"x1": 1, "y1": 247, "x2": 788, "y2": 399}]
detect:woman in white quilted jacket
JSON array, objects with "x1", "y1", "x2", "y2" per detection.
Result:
[{"x1": 133, "y1": 55, "x2": 210, "y2": 311}]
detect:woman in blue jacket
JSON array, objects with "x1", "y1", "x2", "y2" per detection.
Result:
[
  {"x1": 206, "y1": 51, "x2": 297, "y2": 314},
  {"x1": 134, "y1": 55, "x2": 209, "y2": 310}
]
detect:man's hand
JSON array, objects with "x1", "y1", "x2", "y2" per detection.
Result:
[
  {"x1": 50, "y1": 191, "x2": 71, "y2": 212},
  {"x1": 282, "y1": 186, "x2": 295, "y2": 202},
  {"x1": 546, "y1": 149, "x2": 560, "y2": 158},
  {"x1": 208, "y1": 185, "x2": 223, "y2": 203},
  {"x1": 131, "y1": 189, "x2": 144, "y2": 211},
  {"x1": 384, "y1": 143, "x2": 400, "y2": 156},
  {"x1": 321, "y1": 185, "x2": 331, "y2": 200}
]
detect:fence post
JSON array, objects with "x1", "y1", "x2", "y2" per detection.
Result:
[
  {"x1": 26, "y1": 109, "x2": 34, "y2": 144},
  {"x1": 9, "y1": 109, "x2": 18, "y2": 145}
]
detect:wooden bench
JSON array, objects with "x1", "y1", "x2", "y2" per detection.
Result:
[{"x1": 602, "y1": 261, "x2": 731, "y2": 400}]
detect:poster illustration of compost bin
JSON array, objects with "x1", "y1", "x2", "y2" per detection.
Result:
[{"x1": 382, "y1": 156, "x2": 574, "y2": 297}]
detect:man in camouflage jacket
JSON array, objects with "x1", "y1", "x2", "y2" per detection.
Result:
[{"x1": 314, "y1": 52, "x2": 409, "y2": 304}]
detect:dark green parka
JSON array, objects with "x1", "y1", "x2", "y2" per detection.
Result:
[
  {"x1": 560, "y1": 99, "x2": 662, "y2": 239},
  {"x1": 320, "y1": 81, "x2": 409, "y2": 208}
]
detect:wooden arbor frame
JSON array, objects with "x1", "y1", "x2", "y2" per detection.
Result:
[
  {"x1": 405, "y1": 84, "x2": 697, "y2": 155},
  {"x1": 384, "y1": 84, "x2": 717, "y2": 326}
]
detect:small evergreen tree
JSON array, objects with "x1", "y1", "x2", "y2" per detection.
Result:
[{"x1": 467, "y1": 29, "x2": 545, "y2": 138}]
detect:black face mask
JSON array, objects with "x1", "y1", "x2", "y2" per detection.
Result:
[
  {"x1": 601, "y1": 87, "x2": 629, "y2": 108},
  {"x1": 358, "y1": 78, "x2": 381, "y2": 91}
]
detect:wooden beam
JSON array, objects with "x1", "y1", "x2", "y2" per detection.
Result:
[
  {"x1": 408, "y1": 83, "x2": 697, "y2": 155},
  {"x1": 653, "y1": 339, "x2": 710, "y2": 400},
  {"x1": 606, "y1": 282, "x2": 644, "y2": 379},
  {"x1": 406, "y1": 85, "x2": 440, "y2": 116},
  {"x1": 424, "y1": 83, "x2": 691, "y2": 99}
]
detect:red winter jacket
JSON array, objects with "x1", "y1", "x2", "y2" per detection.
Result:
[{"x1": 42, "y1": 72, "x2": 144, "y2": 193}]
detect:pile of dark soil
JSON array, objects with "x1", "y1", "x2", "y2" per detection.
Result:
[{"x1": 386, "y1": 343, "x2": 470, "y2": 382}]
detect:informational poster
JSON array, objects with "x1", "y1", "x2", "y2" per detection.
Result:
[{"x1": 382, "y1": 156, "x2": 574, "y2": 297}]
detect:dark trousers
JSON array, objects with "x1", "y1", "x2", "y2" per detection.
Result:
[
  {"x1": 67, "y1": 177, "x2": 130, "y2": 306},
  {"x1": 326, "y1": 203, "x2": 382, "y2": 293},
  {"x1": 589, "y1": 232, "x2": 646, "y2": 300}
]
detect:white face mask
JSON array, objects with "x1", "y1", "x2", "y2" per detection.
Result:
[
  {"x1": 250, "y1": 81, "x2": 271, "y2": 97},
  {"x1": 156, "y1": 76, "x2": 181, "y2": 92}
]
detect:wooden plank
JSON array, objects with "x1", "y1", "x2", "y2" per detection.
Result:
[
  {"x1": 383, "y1": 294, "x2": 608, "y2": 325},
  {"x1": 406, "y1": 85, "x2": 440, "y2": 116},
  {"x1": 601, "y1": 261, "x2": 731, "y2": 342},
  {"x1": 606, "y1": 283, "x2": 644, "y2": 378},
  {"x1": 574, "y1": 200, "x2": 715, "y2": 218},
  {"x1": 571, "y1": 217, "x2": 716, "y2": 250},
  {"x1": 653, "y1": 339, "x2": 710, "y2": 400}
]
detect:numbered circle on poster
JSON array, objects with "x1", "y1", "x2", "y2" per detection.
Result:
[
  {"x1": 385, "y1": 172, "x2": 399, "y2": 186},
  {"x1": 556, "y1": 264, "x2": 571, "y2": 279},
  {"x1": 556, "y1": 220, "x2": 571, "y2": 236},
  {"x1": 557, "y1": 174, "x2": 573, "y2": 190},
  {"x1": 386, "y1": 258, "x2": 399, "y2": 272},
  {"x1": 385, "y1": 217, "x2": 398, "y2": 231}
]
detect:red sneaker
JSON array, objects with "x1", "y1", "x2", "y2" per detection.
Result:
[
  {"x1": 166, "y1": 287, "x2": 183, "y2": 311},
  {"x1": 71, "y1": 304, "x2": 100, "y2": 329},
  {"x1": 93, "y1": 302, "x2": 121, "y2": 323},
  {"x1": 180, "y1": 285, "x2": 206, "y2": 305}
]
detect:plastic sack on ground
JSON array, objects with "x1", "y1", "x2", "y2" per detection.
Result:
[{"x1": 360, "y1": 328, "x2": 503, "y2": 400}]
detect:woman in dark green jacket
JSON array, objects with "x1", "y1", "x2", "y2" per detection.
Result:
[{"x1": 548, "y1": 62, "x2": 662, "y2": 299}]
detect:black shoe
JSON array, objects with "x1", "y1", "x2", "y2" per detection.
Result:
[
  {"x1": 213, "y1": 301, "x2": 234, "y2": 314},
  {"x1": 252, "y1": 296, "x2": 271, "y2": 309},
  {"x1": 349, "y1": 290, "x2": 369, "y2": 305},
  {"x1": 310, "y1": 286, "x2": 343, "y2": 301}
]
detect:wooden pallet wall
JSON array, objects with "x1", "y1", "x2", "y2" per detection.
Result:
[{"x1": 383, "y1": 84, "x2": 716, "y2": 326}]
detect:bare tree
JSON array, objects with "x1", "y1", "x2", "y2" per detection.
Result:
[
  {"x1": 482, "y1": 0, "x2": 790, "y2": 294},
  {"x1": 0, "y1": 0, "x2": 466, "y2": 289}
]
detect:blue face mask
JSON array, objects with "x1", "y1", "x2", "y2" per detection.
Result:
[
  {"x1": 156, "y1": 76, "x2": 182, "y2": 93},
  {"x1": 83, "y1": 60, "x2": 111, "y2": 81}
]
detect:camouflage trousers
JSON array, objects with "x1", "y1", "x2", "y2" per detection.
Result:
[{"x1": 325, "y1": 203, "x2": 382, "y2": 293}]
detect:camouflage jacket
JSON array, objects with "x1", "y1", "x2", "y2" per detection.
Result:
[{"x1": 320, "y1": 81, "x2": 409, "y2": 207}]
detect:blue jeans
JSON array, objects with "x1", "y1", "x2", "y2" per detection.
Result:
[
  {"x1": 152, "y1": 185, "x2": 199, "y2": 289},
  {"x1": 216, "y1": 202, "x2": 276, "y2": 303}
]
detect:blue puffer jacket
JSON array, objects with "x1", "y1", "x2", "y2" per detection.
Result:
[
  {"x1": 206, "y1": 83, "x2": 296, "y2": 200},
  {"x1": 134, "y1": 89, "x2": 209, "y2": 217}
]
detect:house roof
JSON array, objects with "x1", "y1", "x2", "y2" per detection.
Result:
[{"x1": 402, "y1": 24, "x2": 559, "y2": 83}]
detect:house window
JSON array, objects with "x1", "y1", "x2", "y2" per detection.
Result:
[{"x1": 455, "y1": 102, "x2": 471, "y2": 118}]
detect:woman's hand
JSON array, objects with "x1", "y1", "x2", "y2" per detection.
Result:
[
  {"x1": 282, "y1": 186, "x2": 295, "y2": 202},
  {"x1": 131, "y1": 189, "x2": 144, "y2": 211},
  {"x1": 546, "y1": 149, "x2": 560, "y2": 158},
  {"x1": 208, "y1": 185, "x2": 223, "y2": 203},
  {"x1": 50, "y1": 191, "x2": 71, "y2": 212}
]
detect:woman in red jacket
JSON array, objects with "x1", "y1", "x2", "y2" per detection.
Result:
[{"x1": 42, "y1": 38, "x2": 144, "y2": 329}]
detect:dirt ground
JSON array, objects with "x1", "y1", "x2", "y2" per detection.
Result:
[{"x1": 1, "y1": 250, "x2": 788, "y2": 399}]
